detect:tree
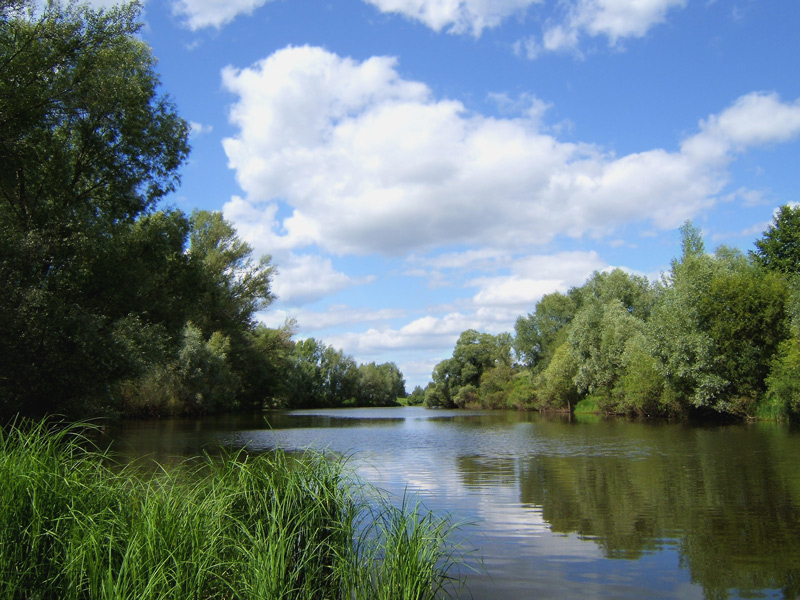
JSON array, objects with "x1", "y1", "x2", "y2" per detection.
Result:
[
  {"x1": 569, "y1": 299, "x2": 646, "y2": 405},
  {"x1": 514, "y1": 290, "x2": 580, "y2": 370},
  {"x1": 426, "y1": 330, "x2": 513, "y2": 408},
  {"x1": 187, "y1": 210, "x2": 275, "y2": 335},
  {"x1": 649, "y1": 226, "x2": 789, "y2": 416},
  {"x1": 533, "y1": 342, "x2": 580, "y2": 411},
  {"x1": 0, "y1": 1, "x2": 190, "y2": 417},
  {"x1": 182, "y1": 210, "x2": 277, "y2": 409},
  {"x1": 406, "y1": 385, "x2": 426, "y2": 406},
  {"x1": 581, "y1": 269, "x2": 656, "y2": 321},
  {"x1": 613, "y1": 332, "x2": 669, "y2": 415},
  {"x1": 752, "y1": 205, "x2": 800, "y2": 274},
  {"x1": 284, "y1": 338, "x2": 327, "y2": 408},
  {"x1": 357, "y1": 362, "x2": 405, "y2": 406},
  {"x1": 478, "y1": 364, "x2": 515, "y2": 409}
]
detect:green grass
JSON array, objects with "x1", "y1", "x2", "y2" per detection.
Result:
[
  {"x1": 573, "y1": 397, "x2": 599, "y2": 414},
  {"x1": 0, "y1": 418, "x2": 470, "y2": 600}
]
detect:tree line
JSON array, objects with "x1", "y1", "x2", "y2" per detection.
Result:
[
  {"x1": 0, "y1": 0, "x2": 405, "y2": 419},
  {"x1": 424, "y1": 211, "x2": 800, "y2": 420}
]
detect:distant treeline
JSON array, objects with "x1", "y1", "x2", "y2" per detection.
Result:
[
  {"x1": 423, "y1": 210, "x2": 800, "y2": 420},
  {"x1": 0, "y1": 1, "x2": 405, "y2": 419}
]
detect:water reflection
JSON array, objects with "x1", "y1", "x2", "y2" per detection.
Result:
[{"x1": 104, "y1": 408, "x2": 800, "y2": 600}]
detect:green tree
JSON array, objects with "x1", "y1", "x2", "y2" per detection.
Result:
[
  {"x1": 169, "y1": 210, "x2": 277, "y2": 411},
  {"x1": 284, "y1": 338, "x2": 327, "y2": 408},
  {"x1": 406, "y1": 385, "x2": 426, "y2": 406},
  {"x1": 581, "y1": 269, "x2": 656, "y2": 321},
  {"x1": 478, "y1": 364, "x2": 515, "y2": 409},
  {"x1": 752, "y1": 204, "x2": 800, "y2": 274},
  {"x1": 514, "y1": 290, "x2": 580, "y2": 370},
  {"x1": 649, "y1": 225, "x2": 789, "y2": 416},
  {"x1": 569, "y1": 299, "x2": 646, "y2": 409},
  {"x1": 187, "y1": 210, "x2": 275, "y2": 335},
  {"x1": 533, "y1": 342, "x2": 580, "y2": 411},
  {"x1": 320, "y1": 346, "x2": 359, "y2": 407},
  {"x1": 765, "y1": 337, "x2": 800, "y2": 418},
  {"x1": 426, "y1": 330, "x2": 513, "y2": 408},
  {"x1": 0, "y1": 0, "x2": 190, "y2": 417},
  {"x1": 613, "y1": 332, "x2": 670, "y2": 416},
  {"x1": 235, "y1": 321, "x2": 296, "y2": 409},
  {"x1": 425, "y1": 359, "x2": 456, "y2": 408},
  {"x1": 357, "y1": 362, "x2": 405, "y2": 406}
]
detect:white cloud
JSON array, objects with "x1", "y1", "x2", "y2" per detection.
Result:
[
  {"x1": 327, "y1": 312, "x2": 486, "y2": 356},
  {"x1": 469, "y1": 251, "x2": 607, "y2": 309},
  {"x1": 683, "y1": 92, "x2": 800, "y2": 161},
  {"x1": 261, "y1": 305, "x2": 407, "y2": 332},
  {"x1": 222, "y1": 46, "x2": 800, "y2": 260},
  {"x1": 188, "y1": 121, "x2": 213, "y2": 137},
  {"x1": 172, "y1": 0, "x2": 273, "y2": 30},
  {"x1": 364, "y1": 0, "x2": 686, "y2": 53},
  {"x1": 573, "y1": 0, "x2": 687, "y2": 43},
  {"x1": 364, "y1": 0, "x2": 541, "y2": 36},
  {"x1": 534, "y1": 0, "x2": 687, "y2": 54},
  {"x1": 307, "y1": 251, "x2": 605, "y2": 379},
  {"x1": 269, "y1": 254, "x2": 374, "y2": 306}
]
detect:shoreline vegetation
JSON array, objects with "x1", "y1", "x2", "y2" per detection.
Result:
[
  {"x1": 422, "y1": 217, "x2": 800, "y2": 423},
  {"x1": 0, "y1": 419, "x2": 471, "y2": 600}
]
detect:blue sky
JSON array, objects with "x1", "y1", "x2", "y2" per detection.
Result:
[{"x1": 97, "y1": 0, "x2": 800, "y2": 390}]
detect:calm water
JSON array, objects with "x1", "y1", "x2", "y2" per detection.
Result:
[{"x1": 105, "y1": 407, "x2": 800, "y2": 600}]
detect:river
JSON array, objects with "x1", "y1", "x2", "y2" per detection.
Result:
[{"x1": 105, "y1": 407, "x2": 800, "y2": 600}]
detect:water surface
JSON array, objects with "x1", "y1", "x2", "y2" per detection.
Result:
[{"x1": 106, "y1": 407, "x2": 800, "y2": 600}]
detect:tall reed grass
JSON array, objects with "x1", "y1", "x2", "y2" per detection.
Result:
[{"x1": 0, "y1": 419, "x2": 469, "y2": 600}]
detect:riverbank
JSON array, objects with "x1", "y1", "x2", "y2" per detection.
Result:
[{"x1": 0, "y1": 419, "x2": 467, "y2": 600}]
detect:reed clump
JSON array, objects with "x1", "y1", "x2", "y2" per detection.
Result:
[{"x1": 0, "y1": 419, "x2": 468, "y2": 600}]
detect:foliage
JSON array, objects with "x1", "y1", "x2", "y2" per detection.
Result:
[
  {"x1": 119, "y1": 323, "x2": 238, "y2": 416},
  {"x1": 405, "y1": 386, "x2": 426, "y2": 406},
  {"x1": 650, "y1": 235, "x2": 789, "y2": 416},
  {"x1": 426, "y1": 330, "x2": 513, "y2": 408},
  {"x1": 280, "y1": 338, "x2": 407, "y2": 409},
  {"x1": 612, "y1": 332, "x2": 670, "y2": 415},
  {"x1": 514, "y1": 290, "x2": 580, "y2": 370},
  {"x1": 0, "y1": 419, "x2": 469, "y2": 600},
  {"x1": 533, "y1": 342, "x2": 580, "y2": 411},
  {"x1": 114, "y1": 211, "x2": 280, "y2": 416},
  {"x1": 504, "y1": 370, "x2": 536, "y2": 409},
  {"x1": 765, "y1": 337, "x2": 800, "y2": 418},
  {"x1": 752, "y1": 204, "x2": 800, "y2": 274},
  {"x1": 187, "y1": 209, "x2": 275, "y2": 334},
  {"x1": 0, "y1": 0, "x2": 191, "y2": 417},
  {"x1": 429, "y1": 217, "x2": 800, "y2": 420},
  {"x1": 569, "y1": 298, "x2": 646, "y2": 402},
  {"x1": 357, "y1": 362, "x2": 406, "y2": 407},
  {"x1": 478, "y1": 365, "x2": 514, "y2": 409}
]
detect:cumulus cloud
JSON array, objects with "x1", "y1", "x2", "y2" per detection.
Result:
[
  {"x1": 261, "y1": 305, "x2": 407, "y2": 332},
  {"x1": 469, "y1": 251, "x2": 607, "y2": 309},
  {"x1": 172, "y1": 0, "x2": 274, "y2": 30},
  {"x1": 326, "y1": 312, "x2": 487, "y2": 356},
  {"x1": 568, "y1": 0, "x2": 687, "y2": 45},
  {"x1": 221, "y1": 46, "x2": 800, "y2": 259},
  {"x1": 315, "y1": 251, "x2": 606, "y2": 372},
  {"x1": 682, "y1": 92, "x2": 800, "y2": 160},
  {"x1": 514, "y1": 0, "x2": 687, "y2": 58},
  {"x1": 188, "y1": 121, "x2": 213, "y2": 137},
  {"x1": 364, "y1": 0, "x2": 686, "y2": 52},
  {"x1": 363, "y1": 0, "x2": 540, "y2": 36},
  {"x1": 268, "y1": 253, "x2": 374, "y2": 306}
]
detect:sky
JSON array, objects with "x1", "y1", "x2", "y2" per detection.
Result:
[{"x1": 90, "y1": 0, "x2": 800, "y2": 390}]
